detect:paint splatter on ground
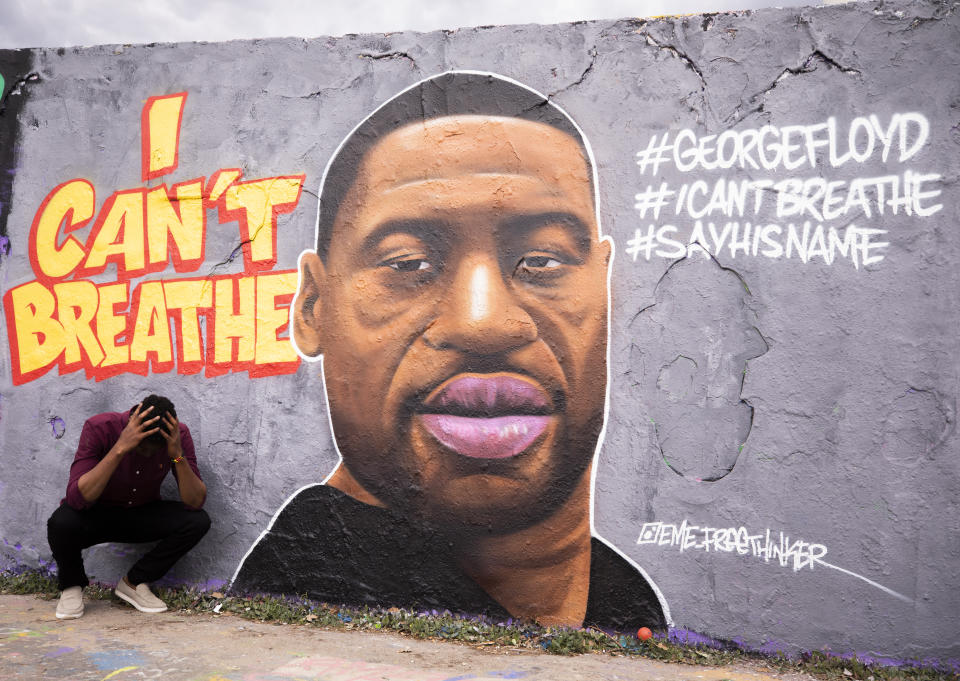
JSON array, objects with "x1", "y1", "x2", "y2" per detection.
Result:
[{"x1": 87, "y1": 648, "x2": 145, "y2": 670}]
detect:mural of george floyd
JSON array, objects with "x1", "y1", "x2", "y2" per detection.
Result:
[{"x1": 1, "y1": 0, "x2": 959, "y2": 663}]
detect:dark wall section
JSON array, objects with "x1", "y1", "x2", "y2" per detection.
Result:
[{"x1": 0, "y1": 49, "x2": 35, "y2": 247}]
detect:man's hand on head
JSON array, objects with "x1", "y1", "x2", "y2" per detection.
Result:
[
  {"x1": 161, "y1": 412, "x2": 205, "y2": 507},
  {"x1": 114, "y1": 403, "x2": 160, "y2": 457},
  {"x1": 162, "y1": 413, "x2": 183, "y2": 462}
]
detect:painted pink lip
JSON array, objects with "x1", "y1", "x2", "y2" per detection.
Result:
[{"x1": 419, "y1": 375, "x2": 553, "y2": 459}]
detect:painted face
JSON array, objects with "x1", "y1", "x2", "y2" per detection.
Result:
[{"x1": 296, "y1": 115, "x2": 611, "y2": 531}]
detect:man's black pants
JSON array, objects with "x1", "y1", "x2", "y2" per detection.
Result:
[{"x1": 47, "y1": 501, "x2": 211, "y2": 590}]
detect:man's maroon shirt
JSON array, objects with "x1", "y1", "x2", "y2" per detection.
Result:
[{"x1": 63, "y1": 411, "x2": 204, "y2": 511}]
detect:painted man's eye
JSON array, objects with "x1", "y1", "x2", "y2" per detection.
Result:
[
  {"x1": 520, "y1": 255, "x2": 562, "y2": 270},
  {"x1": 385, "y1": 257, "x2": 431, "y2": 272},
  {"x1": 514, "y1": 253, "x2": 567, "y2": 285}
]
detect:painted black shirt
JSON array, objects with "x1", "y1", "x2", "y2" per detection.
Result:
[{"x1": 232, "y1": 485, "x2": 665, "y2": 631}]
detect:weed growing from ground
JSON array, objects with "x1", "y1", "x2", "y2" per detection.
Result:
[{"x1": 1, "y1": 570, "x2": 956, "y2": 681}]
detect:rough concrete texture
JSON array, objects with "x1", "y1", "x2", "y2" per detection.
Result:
[
  {"x1": 0, "y1": 593, "x2": 818, "y2": 681},
  {"x1": 1, "y1": 0, "x2": 958, "y2": 663}
]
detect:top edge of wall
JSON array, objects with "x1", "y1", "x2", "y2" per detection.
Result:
[{"x1": 0, "y1": 0, "x2": 910, "y2": 53}]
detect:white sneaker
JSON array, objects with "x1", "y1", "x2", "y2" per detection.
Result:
[
  {"x1": 56, "y1": 586, "x2": 84, "y2": 619},
  {"x1": 114, "y1": 579, "x2": 168, "y2": 613}
]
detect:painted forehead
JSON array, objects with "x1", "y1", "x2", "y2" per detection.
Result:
[{"x1": 356, "y1": 115, "x2": 594, "y2": 194}]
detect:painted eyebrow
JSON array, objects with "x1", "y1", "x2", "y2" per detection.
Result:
[
  {"x1": 498, "y1": 212, "x2": 594, "y2": 255},
  {"x1": 358, "y1": 212, "x2": 595, "y2": 255},
  {"x1": 359, "y1": 218, "x2": 449, "y2": 254}
]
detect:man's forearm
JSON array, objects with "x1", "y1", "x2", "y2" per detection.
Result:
[
  {"x1": 76, "y1": 444, "x2": 125, "y2": 503},
  {"x1": 173, "y1": 461, "x2": 207, "y2": 508}
]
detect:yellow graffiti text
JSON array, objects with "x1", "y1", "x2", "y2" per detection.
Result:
[{"x1": 3, "y1": 271, "x2": 300, "y2": 384}]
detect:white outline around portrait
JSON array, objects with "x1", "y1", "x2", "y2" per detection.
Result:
[{"x1": 230, "y1": 70, "x2": 672, "y2": 627}]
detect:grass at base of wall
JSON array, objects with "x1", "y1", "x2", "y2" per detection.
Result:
[{"x1": 1, "y1": 569, "x2": 956, "y2": 681}]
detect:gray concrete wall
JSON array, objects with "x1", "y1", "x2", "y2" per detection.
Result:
[{"x1": 1, "y1": 0, "x2": 958, "y2": 663}]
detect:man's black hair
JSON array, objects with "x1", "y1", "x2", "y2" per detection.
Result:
[
  {"x1": 134, "y1": 394, "x2": 176, "y2": 449},
  {"x1": 315, "y1": 71, "x2": 594, "y2": 261}
]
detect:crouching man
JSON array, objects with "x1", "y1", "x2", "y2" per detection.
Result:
[{"x1": 47, "y1": 394, "x2": 209, "y2": 619}]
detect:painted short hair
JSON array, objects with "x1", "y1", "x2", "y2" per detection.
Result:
[{"x1": 314, "y1": 71, "x2": 595, "y2": 261}]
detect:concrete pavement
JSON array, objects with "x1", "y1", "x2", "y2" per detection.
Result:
[{"x1": 0, "y1": 594, "x2": 818, "y2": 681}]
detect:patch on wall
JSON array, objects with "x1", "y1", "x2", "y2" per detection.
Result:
[{"x1": 632, "y1": 251, "x2": 767, "y2": 481}]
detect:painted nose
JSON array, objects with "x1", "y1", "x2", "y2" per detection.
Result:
[{"x1": 423, "y1": 258, "x2": 537, "y2": 354}]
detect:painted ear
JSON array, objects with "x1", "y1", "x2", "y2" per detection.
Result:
[
  {"x1": 292, "y1": 251, "x2": 326, "y2": 358},
  {"x1": 599, "y1": 235, "x2": 613, "y2": 267}
]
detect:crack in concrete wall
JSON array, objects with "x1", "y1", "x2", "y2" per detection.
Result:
[{"x1": 0, "y1": 71, "x2": 38, "y2": 117}]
